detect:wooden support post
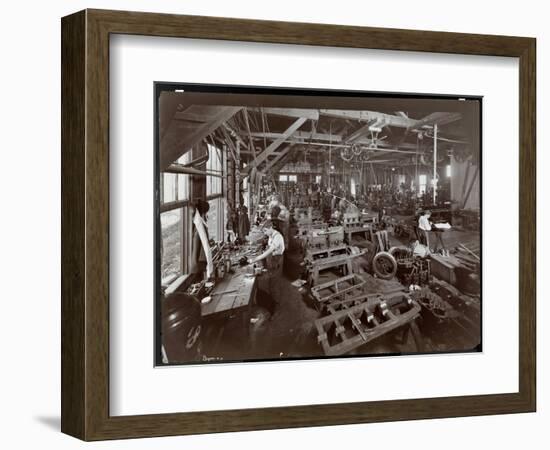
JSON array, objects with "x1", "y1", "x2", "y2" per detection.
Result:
[
  {"x1": 227, "y1": 144, "x2": 235, "y2": 211},
  {"x1": 235, "y1": 140, "x2": 241, "y2": 207},
  {"x1": 461, "y1": 164, "x2": 479, "y2": 209},
  {"x1": 222, "y1": 143, "x2": 228, "y2": 204},
  {"x1": 433, "y1": 123, "x2": 438, "y2": 205}
]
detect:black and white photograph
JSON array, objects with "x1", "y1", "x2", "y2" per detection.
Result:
[
  {"x1": 1, "y1": 0, "x2": 543, "y2": 446},
  {"x1": 156, "y1": 84, "x2": 482, "y2": 365}
]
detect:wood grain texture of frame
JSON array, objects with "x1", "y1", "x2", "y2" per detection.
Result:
[{"x1": 61, "y1": 8, "x2": 536, "y2": 441}]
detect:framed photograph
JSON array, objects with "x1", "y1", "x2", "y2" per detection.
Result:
[
  {"x1": 154, "y1": 84, "x2": 483, "y2": 366},
  {"x1": 61, "y1": 9, "x2": 536, "y2": 440}
]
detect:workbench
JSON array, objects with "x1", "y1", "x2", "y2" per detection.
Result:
[
  {"x1": 201, "y1": 270, "x2": 257, "y2": 319},
  {"x1": 199, "y1": 268, "x2": 258, "y2": 359},
  {"x1": 196, "y1": 241, "x2": 261, "y2": 354}
]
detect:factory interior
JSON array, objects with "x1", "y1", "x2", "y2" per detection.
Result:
[{"x1": 158, "y1": 89, "x2": 481, "y2": 365}]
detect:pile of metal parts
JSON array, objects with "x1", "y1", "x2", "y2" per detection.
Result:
[
  {"x1": 312, "y1": 278, "x2": 422, "y2": 356},
  {"x1": 296, "y1": 224, "x2": 341, "y2": 249},
  {"x1": 389, "y1": 246, "x2": 432, "y2": 286},
  {"x1": 295, "y1": 222, "x2": 369, "y2": 286},
  {"x1": 411, "y1": 278, "x2": 480, "y2": 349}
]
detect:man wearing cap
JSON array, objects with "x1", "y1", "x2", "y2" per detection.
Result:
[{"x1": 248, "y1": 220, "x2": 285, "y2": 317}]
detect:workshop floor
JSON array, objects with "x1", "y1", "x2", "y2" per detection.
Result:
[
  {"x1": 201, "y1": 254, "x2": 422, "y2": 362},
  {"x1": 200, "y1": 227, "x2": 480, "y2": 363}
]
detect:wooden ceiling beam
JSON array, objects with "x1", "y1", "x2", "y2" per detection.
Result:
[
  {"x1": 242, "y1": 130, "x2": 344, "y2": 142},
  {"x1": 164, "y1": 164, "x2": 222, "y2": 177},
  {"x1": 262, "y1": 145, "x2": 294, "y2": 173},
  {"x1": 413, "y1": 112, "x2": 462, "y2": 129},
  {"x1": 160, "y1": 106, "x2": 242, "y2": 170},
  {"x1": 319, "y1": 109, "x2": 417, "y2": 128},
  {"x1": 253, "y1": 107, "x2": 319, "y2": 120},
  {"x1": 269, "y1": 150, "x2": 295, "y2": 175},
  {"x1": 342, "y1": 121, "x2": 377, "y2": 143},
  {"x1": 246, "y1": 116, "x2": 307, "y2": 173}
]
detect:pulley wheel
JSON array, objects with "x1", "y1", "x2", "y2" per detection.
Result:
[{"x1": 372, "y1": 251, "x2": 398, "y2": 280}]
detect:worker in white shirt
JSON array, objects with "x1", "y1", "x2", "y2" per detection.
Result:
[
  {"x1": 248, "y1": 220, "x2": 285, "y2": 317},
  {"x1": 418, "y1": 210, "x2": 432, "y2": 252}
]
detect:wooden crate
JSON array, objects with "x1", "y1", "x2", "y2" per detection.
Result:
[
  {"x1": 430, "y1": 254, "x2": 460, "y2": 286},
  {"x1": 315, "y1": 293, "x2": 421, "y2": 356},
  {"x1": 311, "y1": 274, "x2": 366, "y2": 306}
]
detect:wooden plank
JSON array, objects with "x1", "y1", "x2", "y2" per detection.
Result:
[
  {"x1": 160, "y1": 106, "x2": 242, "y2": 170},
  {"x1": 61, "y1": 10, "x2": 86, "y2": 440},
  {"x1": 247, "y1": 117, "x2": 307, "y2": 171},
  {"x1": 343, "y1": 122, "x2": 375, "y2": 143},
  {"x1": 461, "y1": 164, "x2": 479, "y2": 209},
  {"x1": 173, "y1": 105, "x2": 231, "y2": 122},
  {"x1": 244, "y1": 130, "x2": 344, "y2": 142},
  {"x1": 164, "y1": 164, "x2": 222, "y2": 177},
  {"x1": 262, "y1": 145, "x2": 293, "y2": 172},
  {"x1": 413, "y1": 112, "x2": 462, "y2": 129},
  {"x1": 268, "y1": 150, "x2": 295, "y2": 175},
  {"x1": 255, "y1": 107, "x2": 319, "y2": 120},
  {"x1": 320, "y1": 109, "x2": 417, "y2": 128}
]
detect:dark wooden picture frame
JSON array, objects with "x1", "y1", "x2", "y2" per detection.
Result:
[{"x1": 61, "y1": 9, "x2": 536, "y2": 441}]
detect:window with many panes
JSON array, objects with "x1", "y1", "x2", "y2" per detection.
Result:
[
  {"x1": 160, "y1": 151, "x2": 191, "y2": 285},
  {"x1": 279, "y1": 174, "x2": 297, "y2": 183},
  {"x1": 207, "y1": 197, "x2": 225, "y2": 243},
  {"x1": 160, "y1": 209, "x2": 182, "y2": 283},
  {"x1": 206, "y1": 144, "x2": 222, "y2": 196},
  {"x1": 205, "y1": 144, "x2": 225, "y2": 243},
  {"x1": 161, "y1": 153, "x2": 191, "y2": 204}
]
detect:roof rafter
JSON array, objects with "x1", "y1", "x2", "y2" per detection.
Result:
[
  {"x1": 246, "y1": 117, "x2": 308, "y2": 174},
  {"x1": 320, "y1": 109, "x2": 418, "y2": 128},
  {"x1": 160, "y1": 106, "x2": 242, "y2": 170}
]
